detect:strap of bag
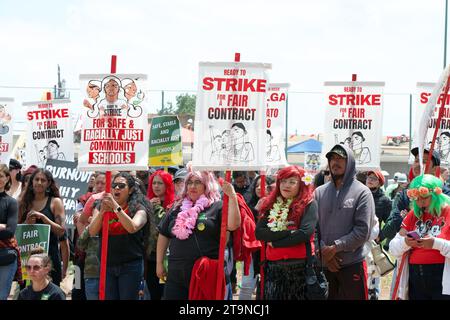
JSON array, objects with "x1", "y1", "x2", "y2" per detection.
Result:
[
  {"x1": 305, "y1": 240, "x2": 314, "y2": 266},
  {"x1": 392, "y1": 251, "x2": 408, "y2": 300}
]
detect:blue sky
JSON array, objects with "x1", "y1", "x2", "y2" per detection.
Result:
[{"x1": 0, "y1": 0, "x2": 448, "y2": 135}]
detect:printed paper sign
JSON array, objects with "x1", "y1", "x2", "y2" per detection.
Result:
[
  {"x1": 265, "y1": 84, "x2": 289, "y2": 168},
  {"x1": 78, "y1": 74, "x2": 149, "y2": 171},
  {"x1": 15, "y1": 224, "x2": 50, "y2": 280},
  {"x1": 23, "y1": 99, "x2": 73, "y2": 168},
  {"x1": 0, "y1": 98, "x2": 14, "y2": 164},
  {"x1": 192, "y1": 62, "x2": 271, "y2": 170},
  {"x1": 304, "y1": 152, "x2": 321, "y2": 174},
  {"x1": 415, "y1": 82, "x2": 450, "y2": 166},
  {"x1": 322, "y1": 81, "x2": 385, "y2": 171},
  {"x1": 149, "y1": 115, "x2": 182, "y2": 166},
  {"x1": 46, "y1": 159, "x2": 93, "y2": 227}
]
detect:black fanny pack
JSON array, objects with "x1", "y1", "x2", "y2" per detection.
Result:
[{"x1": 0, "y1": 248, "x2": 17, "y2": 266}]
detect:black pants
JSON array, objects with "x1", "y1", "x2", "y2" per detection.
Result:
[
  {"x1": 325, "y1": 260, "x2": 368, "y2": 300},
  {"x1": 163, "y1": 262, "x2": 194, "y2": 300},
  {"x1": 145, "y1": 258, "x2": 164, "y2": 300},
  {"x1": 264, "y1": 260, "x2": 306, "y2": 300},
  {"x1": 409, "y1": 264, "x2": 450, "y2": 300}
]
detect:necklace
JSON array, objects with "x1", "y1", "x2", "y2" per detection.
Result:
[{"x1": 267, "y1": 197, "x2": 293, "y2": 232}]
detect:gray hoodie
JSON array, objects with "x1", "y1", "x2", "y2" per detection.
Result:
[{"x1": 314, "y1": 144, "x2": 374, "y2": 267}]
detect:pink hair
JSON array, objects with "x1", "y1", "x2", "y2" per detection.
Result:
[
  {"x1": 181, "y1": 170, "x2": 221, "y2": 204},
  {"x1": 147, "y1": 170, "x2": 175, "y2": 209}
]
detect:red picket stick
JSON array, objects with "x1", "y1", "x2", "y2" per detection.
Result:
[
  {"x1": 98, "y1": 55, "x2": 116, "y2": 300},
  {"x1": 259, "y1": 173, "x2": 266, "y2": 299}
]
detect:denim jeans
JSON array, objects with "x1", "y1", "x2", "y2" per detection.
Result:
[
  {"x1": 0, "y1": 257, "x2": 17, "y2": 300},
  {"x1": 105, "y1": 259, "x2": 144, "y2": 300},
  {"x1": 239, "y1": 256, "x2": 257, "y2": 300},
  {"x1": 84, "y1": 278, "x2": 99, "y2": 300}
]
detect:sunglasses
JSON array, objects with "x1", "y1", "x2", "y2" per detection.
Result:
[
  {"x1": 25, "y1": 264, "x2": 43, "y2": 271},
  {"x1": 112, "y1": 182, "x2": 127, "y2": 189}
]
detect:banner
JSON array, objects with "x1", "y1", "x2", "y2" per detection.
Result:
[
  {"x1": 192, "y1": 62, "x2": 271, "y2": 170},
  {"x1": 78, "y1": 74, "x2": 149, "y2": 171},
  {"x1": 15, "y1": 224, "x2": 50, "y2": 280},
  {"x1": 0, "y1": 98, "x2": 14, "y2": 164},
  {"x1": 265, "y1": 83, "x2": 289, "y2": 169},
  {"x1": 148, "y1": 115, "x2": 182, "y2": 166},
  {"x1": 322, "y1": 81, "x2": 385, "y2": 171},
  {"x1": 45, "y1": 159, "x2": 93, "y2": 227},
  {"x1": 22, "y1": 99, "x2": 73, "y2": 168},
  {"x1": 415, "y1": 82, "x2": 450, "y2": 166}
]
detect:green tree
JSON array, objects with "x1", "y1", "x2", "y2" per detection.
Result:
[{"x1": 175, "y1": 93, "x2": 196, "y2": 115}]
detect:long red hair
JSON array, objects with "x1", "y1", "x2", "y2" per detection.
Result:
[
  {"x1": 259, "y1": 165, "x2": 314, "y2": 225},
  {"x1": 147, "y1": 170, "x2": 175, "y2": 209}
]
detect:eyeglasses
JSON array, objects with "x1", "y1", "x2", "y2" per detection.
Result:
[
  {"x1": 112, "y1": 182, "x2": 127, "y2": 189},
  {"x1": 25, "y1": 264, "x2": 43, "y2": 271},
  {"x1": 280, "y1": 179, "x2": 299, "y2": 186},
  {"x1": 187, "y1": 180, "x2": 203, "y2": 187},
  {"x1": 366, "y1": 176, "x2": 379, "y2": 182}
]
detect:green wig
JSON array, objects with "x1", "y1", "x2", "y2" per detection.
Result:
[{"x1": 408, "y1": 174, "x2": 450, "y2": 218}]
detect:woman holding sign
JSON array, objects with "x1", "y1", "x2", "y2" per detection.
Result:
[
  {"x1": 19, "y1": 169, "x2": 65, "y2": 287},
  {"x1": 88, "y1": 172, "x2": 151, "y2": 300},
  {"x1": 0, "y1": 164, "x2": 22, "y2": 300},
  {"x1": 156, "y1": 170, "x2": 240, "y2": 300},
  {"x1": 145, "y1": 170, "x2": 175, "y2": 300},
  {"x1": 255, "y1": 165, "x2": 318, "y2": 300}
]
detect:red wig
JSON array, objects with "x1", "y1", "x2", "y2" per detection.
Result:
[
  {"x1": 147, "y1": 170, "x2": 175, "y2": 209},
  {"x1": 259, "y1": 165, "x2": 314, "y2": 225}
]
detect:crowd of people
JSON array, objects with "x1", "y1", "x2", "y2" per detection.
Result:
[{"x1": 1, "y1": 143, "x2": 450, "y2": 300}]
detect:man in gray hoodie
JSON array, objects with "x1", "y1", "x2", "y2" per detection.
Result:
[{"x1": 314, "y1": 144, "x2": 374, "y2": 300}]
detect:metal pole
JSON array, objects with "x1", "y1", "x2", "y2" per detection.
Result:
[
  {"x1": 285, "y1": 92, "x2": 289, "y2": 160},
  {"x1": 409, "y1": 94, "x2": 412, "y2": 152},
  {"x1": 161, "y1": 90, "x2": 165, "y2": 114},
  {"x1": 445, "y1": 0, "x2": 448, "y2": 68}
]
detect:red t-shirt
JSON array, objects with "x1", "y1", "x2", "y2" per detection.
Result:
[
  {"x1": 401, "y1": 206, "x2": 450, "y2": 264},
  {"x1": 265, "y1": 223, "x2": 314, "y2": 261}
]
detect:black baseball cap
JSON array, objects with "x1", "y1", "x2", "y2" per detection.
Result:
[
  {"x1": 410, "y1": 147, "x2": 440, "y2": 166},
  {"x1": 9, "y1": 159, "x2": 22, "y2": 170},
  {"x1": 325, "y1": 145, "x2": 347, "y2": 160},
  {"x1": 173, "y1": 168, "x2": 188, "y2": 182}
]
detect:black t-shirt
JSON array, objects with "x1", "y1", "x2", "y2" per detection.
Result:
[
  {"x1": 158, "y1": 200, "x2": 223, "y2": 269},
  {"x1": 18, "y1": 282, "x2": 66, "y2": 300}
]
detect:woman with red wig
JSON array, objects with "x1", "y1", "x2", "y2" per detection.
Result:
[
  {"x1": 146, "y1": 170, "x2": 175, "y2": 300},
  {"x1": 255, "y1": 165, "x2": 318, "y2": 300}
]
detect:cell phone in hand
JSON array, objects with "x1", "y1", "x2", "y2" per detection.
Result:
[{"x1": 407, "y1": 231, "x2": 421, "y2": 240}]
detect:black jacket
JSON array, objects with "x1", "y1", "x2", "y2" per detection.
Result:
[{"x1": 372, "y1": 188, "x2": 391, "y2": 224}]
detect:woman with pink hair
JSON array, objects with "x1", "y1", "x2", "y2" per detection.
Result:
[
  {"x1": 255, "y1": 165, "x2": 318, "y2": 300},
  {"x1": 145, "y1": 170, "x2": 175, "y2": 300},
  {"x1": 156, "y1": 170, "x2": 241, "y2": 299}
]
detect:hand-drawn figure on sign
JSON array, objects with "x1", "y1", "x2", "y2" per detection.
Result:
[
  {"x1": 122, "y1": 78, "x2": 144, "y2": 118},
  {"x1": 83, "y1": 80, "x2": 101, "y2": 117},
  {"x1": 227, "y1": 122, "x2": 254, "y2": 162},
  {"x1": 439, "y1": 131, "x2": 450, "y2": 165},
  {"x1": 209, "y1": 125, "x2": 223, "y2": 162},
  {"x1": 351, "y1": 131, "x2": 371, "y2": 164},
  {"x1": 266, "y1": 129, "x2": 280, "y2": 162},
  {"x1": 305, "y1": 153, "x2": 320, "y2": 172},
  {"x1": 46, "y1": 140, "x2": 65, "y2": 160},
  {"x1": 0, "y1": 105, "x2": 12, "y2": 135}
]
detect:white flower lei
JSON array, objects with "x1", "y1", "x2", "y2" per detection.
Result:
[{"x1": 267, "y1": 196, "x2": 293, "y2": 232}]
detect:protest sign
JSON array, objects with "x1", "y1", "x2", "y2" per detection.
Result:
[
  {"x1": 149, "y1": 115, "x2": 183, "y2": 166},
  {"x1": 265, "y1": 83, "x2": 289, "y2": 169},
  {"x1": 322, "y1": 81, "x2": 385, "y2": 170},
  {"x1": 23, "y1": 99, "x2": 73, "y2": 168},
  {"x1": 78, "y1": 74, "x2": 149, "y2": 171},
  {"x1": 15, "y1": 224, "x2": 51, "y2": 280},
  {"x1": 192, "y1": 62, "x2": 271, "y2": 170},
  {"x1": 46, "y1": 159, "x2": 93, "y2": 227},
  {"x1": 304, "y1": 152, "x2": 321, "y2": 174},
  {"x1": 0, "y1": 98, "x2": 14, "y2": 164}
]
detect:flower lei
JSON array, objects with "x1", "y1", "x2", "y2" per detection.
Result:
[
  {"x1": 407, "y1": 186, "x2": 442, "y2": 200},
  {"x1": 267, "y1": 197, "x2": 293, "y2": 232},
  {"x1": 172, "y1": 194, "x2": 210, "y2": 240}
]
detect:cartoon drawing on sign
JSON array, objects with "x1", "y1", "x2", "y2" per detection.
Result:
[
  {"x1": 266, "y1": 129, "x2": 280, "y2": 162},
  {"x1": 227, "y1": 122, "x2": 254, "y2": 162},
  {"x1": 209, "y1": 125, "x2": 223, "y2": 162},
  {"x1": 35, "y1": 145, "x2": 47, "y2": 167},
  {"x1": 439, "y1": 132, "x2": 450, "y2": 165},
  {"x1": 0, "y1": 105, "x2": 11, "y2": 135},
  {"x1": 306, "y1": 154, "x2": 320, "y2": 172},
  {"x1": 351, "y1": 131, "x2": 371, "y2": 164},
  {"x1": 83, "y1": 80, "x2": 101, "y2": 115},
  {"x1": 46, "y1": 140, "x2": 65, "y2": 160},
  {"x1": 341, "y1": 137, "x2": 352, "y2": 149},
  {"x1": 122, "y1": 78, "x2": 144, "y2": 118}
]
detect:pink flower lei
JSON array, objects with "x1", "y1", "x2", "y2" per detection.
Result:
[{"x1": 171, "y1": 194, "x2": 210, "y2": 240}]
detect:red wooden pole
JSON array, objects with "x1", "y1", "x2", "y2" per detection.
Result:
[
  {"x1": 98, "y1": 55, "x2": 116, "y2": 300},
  {"x1": 259, "y1": 173, "x2": 266, "y2": 299}
]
